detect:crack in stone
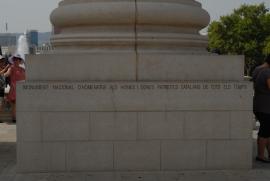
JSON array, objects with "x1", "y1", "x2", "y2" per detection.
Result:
[{"x1": 135, "y1": 0, "x2": 139, "y2": 81}]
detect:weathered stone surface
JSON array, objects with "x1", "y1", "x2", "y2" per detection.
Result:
[
  {"x1": 26, "y1": 54, "x2": 244, "y2": 81},
  {"x1": 162, "y1": 141, "x2": 206, "y2": 170},
  {"x1": 17, "y1": 142, "x2": 66, "y2": 172},
  {"x1": 230, "y1": 111, "x2": 253, "y2": 139},
  {"x1": 185, "y1": 112, "x2": 230, "y2": 139},
  {"x1": 42, "y1": 112, "x2": 90, "y2": 141},
  {"x1": 90, "y1": 112, "x2": 137, "y2": 141},
  {"x1": 16, "y1": 0, "x2": 253, "y2": 174},
  {"x1": 17, "y1": 81, "x2": 253, "y2": 172},
  {"x1": 50, "y1": 0, "x2": 209, "y2": 52},
  {"x1": 26, "y1": 53, "x2": 136, "y2": 81},
  {"x1": 138, "y1": 54, "x2": 244, "y2": 81},
  {"x1": 66, "y1": 142, "x2": 113, "y2": 171},
  {"x1": 114, "y1": 141, "x2": 160, "y2": 171},
  {"x1": 138, "y1": 112, "x2": 184, "y2": 140},
  {"x1": 17, "y1": 112, "x2": 41, "y2": 142},
  {"x1": 206, "y1": 140, "x2": 252, "y2": 169}
]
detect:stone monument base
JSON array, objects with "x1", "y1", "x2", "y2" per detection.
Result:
[
  {"x1": 16, "y1": 0, "x2": 254, "y2": 175},
  {"x1": 17, "y1": 81, "x2": 253, "y2": 173}
]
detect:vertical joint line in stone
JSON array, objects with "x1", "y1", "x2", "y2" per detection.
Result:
[
  {"x1": 183, "y1": 112, "x2": 187, "y2": 139},
  {"x1": 111, "y1": 89, "x2": 117, "y2": 112},
  {"x1": 205, "y1": 140, "x2": 208, "y2": 169},
  {"x1": 229, "y1": 111, "x2": 232, "y2": 140},
  {"x1": 136, "y1": 112, "x2": 139, "y2": 141},
  {"x1": 65, "y1": 142, "x2": 67, "y2": 171},
  {"x1": 113, "y1": 142, "x2": 115, "y2": 170},
  {"x1": 40, "y1": 112, "x2": 43, "y2": 142},
  {"x1": 135, "y1": 0, "x2": 139, "y2": 81},
  {"x1": 89, "y1": 112, "x2": 91, "y2": 141},
  {"x1": 160, "y1": 140, "x2": 162, "y2": 170}
]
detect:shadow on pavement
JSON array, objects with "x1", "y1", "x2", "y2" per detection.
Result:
[{"x1": 0, "y1": 142, "x2": 16, "y2": 176}]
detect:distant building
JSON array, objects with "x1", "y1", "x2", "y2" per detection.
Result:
[
  {"x1": 0, "y1": 33, "x2": 17, "y2": 46},
  {"x1": 0, "y1": 34, "x2": 17, "y2": 55},
  {"x1": 26, "y1": 30, "x2": 38, "y2": 46},
  {"x1": 26, "y1": 30, "x2": 39, "y2": 54}
]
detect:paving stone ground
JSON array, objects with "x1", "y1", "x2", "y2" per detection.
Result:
[{"x1": 1, "y1": 122, "x2": 270, "y2": 181}]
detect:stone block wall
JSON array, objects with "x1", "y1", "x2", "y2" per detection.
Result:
[
  {"x1": 25, "y1": 54, "x2": 244, "y2": 81},
  {"x1": 17, "y1": 81, "x2": 253, "y2": 173}
]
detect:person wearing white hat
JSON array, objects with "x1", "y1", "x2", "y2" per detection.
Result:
[{"x1": 4, "y1": 54, "x2": 25, "y2": 123}]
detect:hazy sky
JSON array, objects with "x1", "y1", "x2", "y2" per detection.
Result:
[{"x1": 0, "y1": 0, "x2": 269, "y2": 33}]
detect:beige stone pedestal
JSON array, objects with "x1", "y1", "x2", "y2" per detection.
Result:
[{"x1": 17, "y1": 0, "x2": 253, "y2": 178}]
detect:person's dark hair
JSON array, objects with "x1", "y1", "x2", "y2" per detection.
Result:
[{"x1": 266, "y1": 54, "x2": 270, "y2": 65}]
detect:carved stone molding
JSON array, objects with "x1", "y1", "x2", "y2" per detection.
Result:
[{"x1": 50, "y1": 0, "x2": 210, "y2": 53}]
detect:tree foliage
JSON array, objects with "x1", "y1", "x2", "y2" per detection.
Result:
[{"x1": 208, "y1": 4, "x2": 270, "y2": 75}]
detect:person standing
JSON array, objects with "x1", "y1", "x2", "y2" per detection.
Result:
[
  {"x1": 253, "y1": 54, "x2": 270, "y2": 163},
  {"x1": 0, "y1": 55, "x2": 10, "y2": 123},
  {"x1": 4, "y1": 54, "x2": 25, "y2": 123}
]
